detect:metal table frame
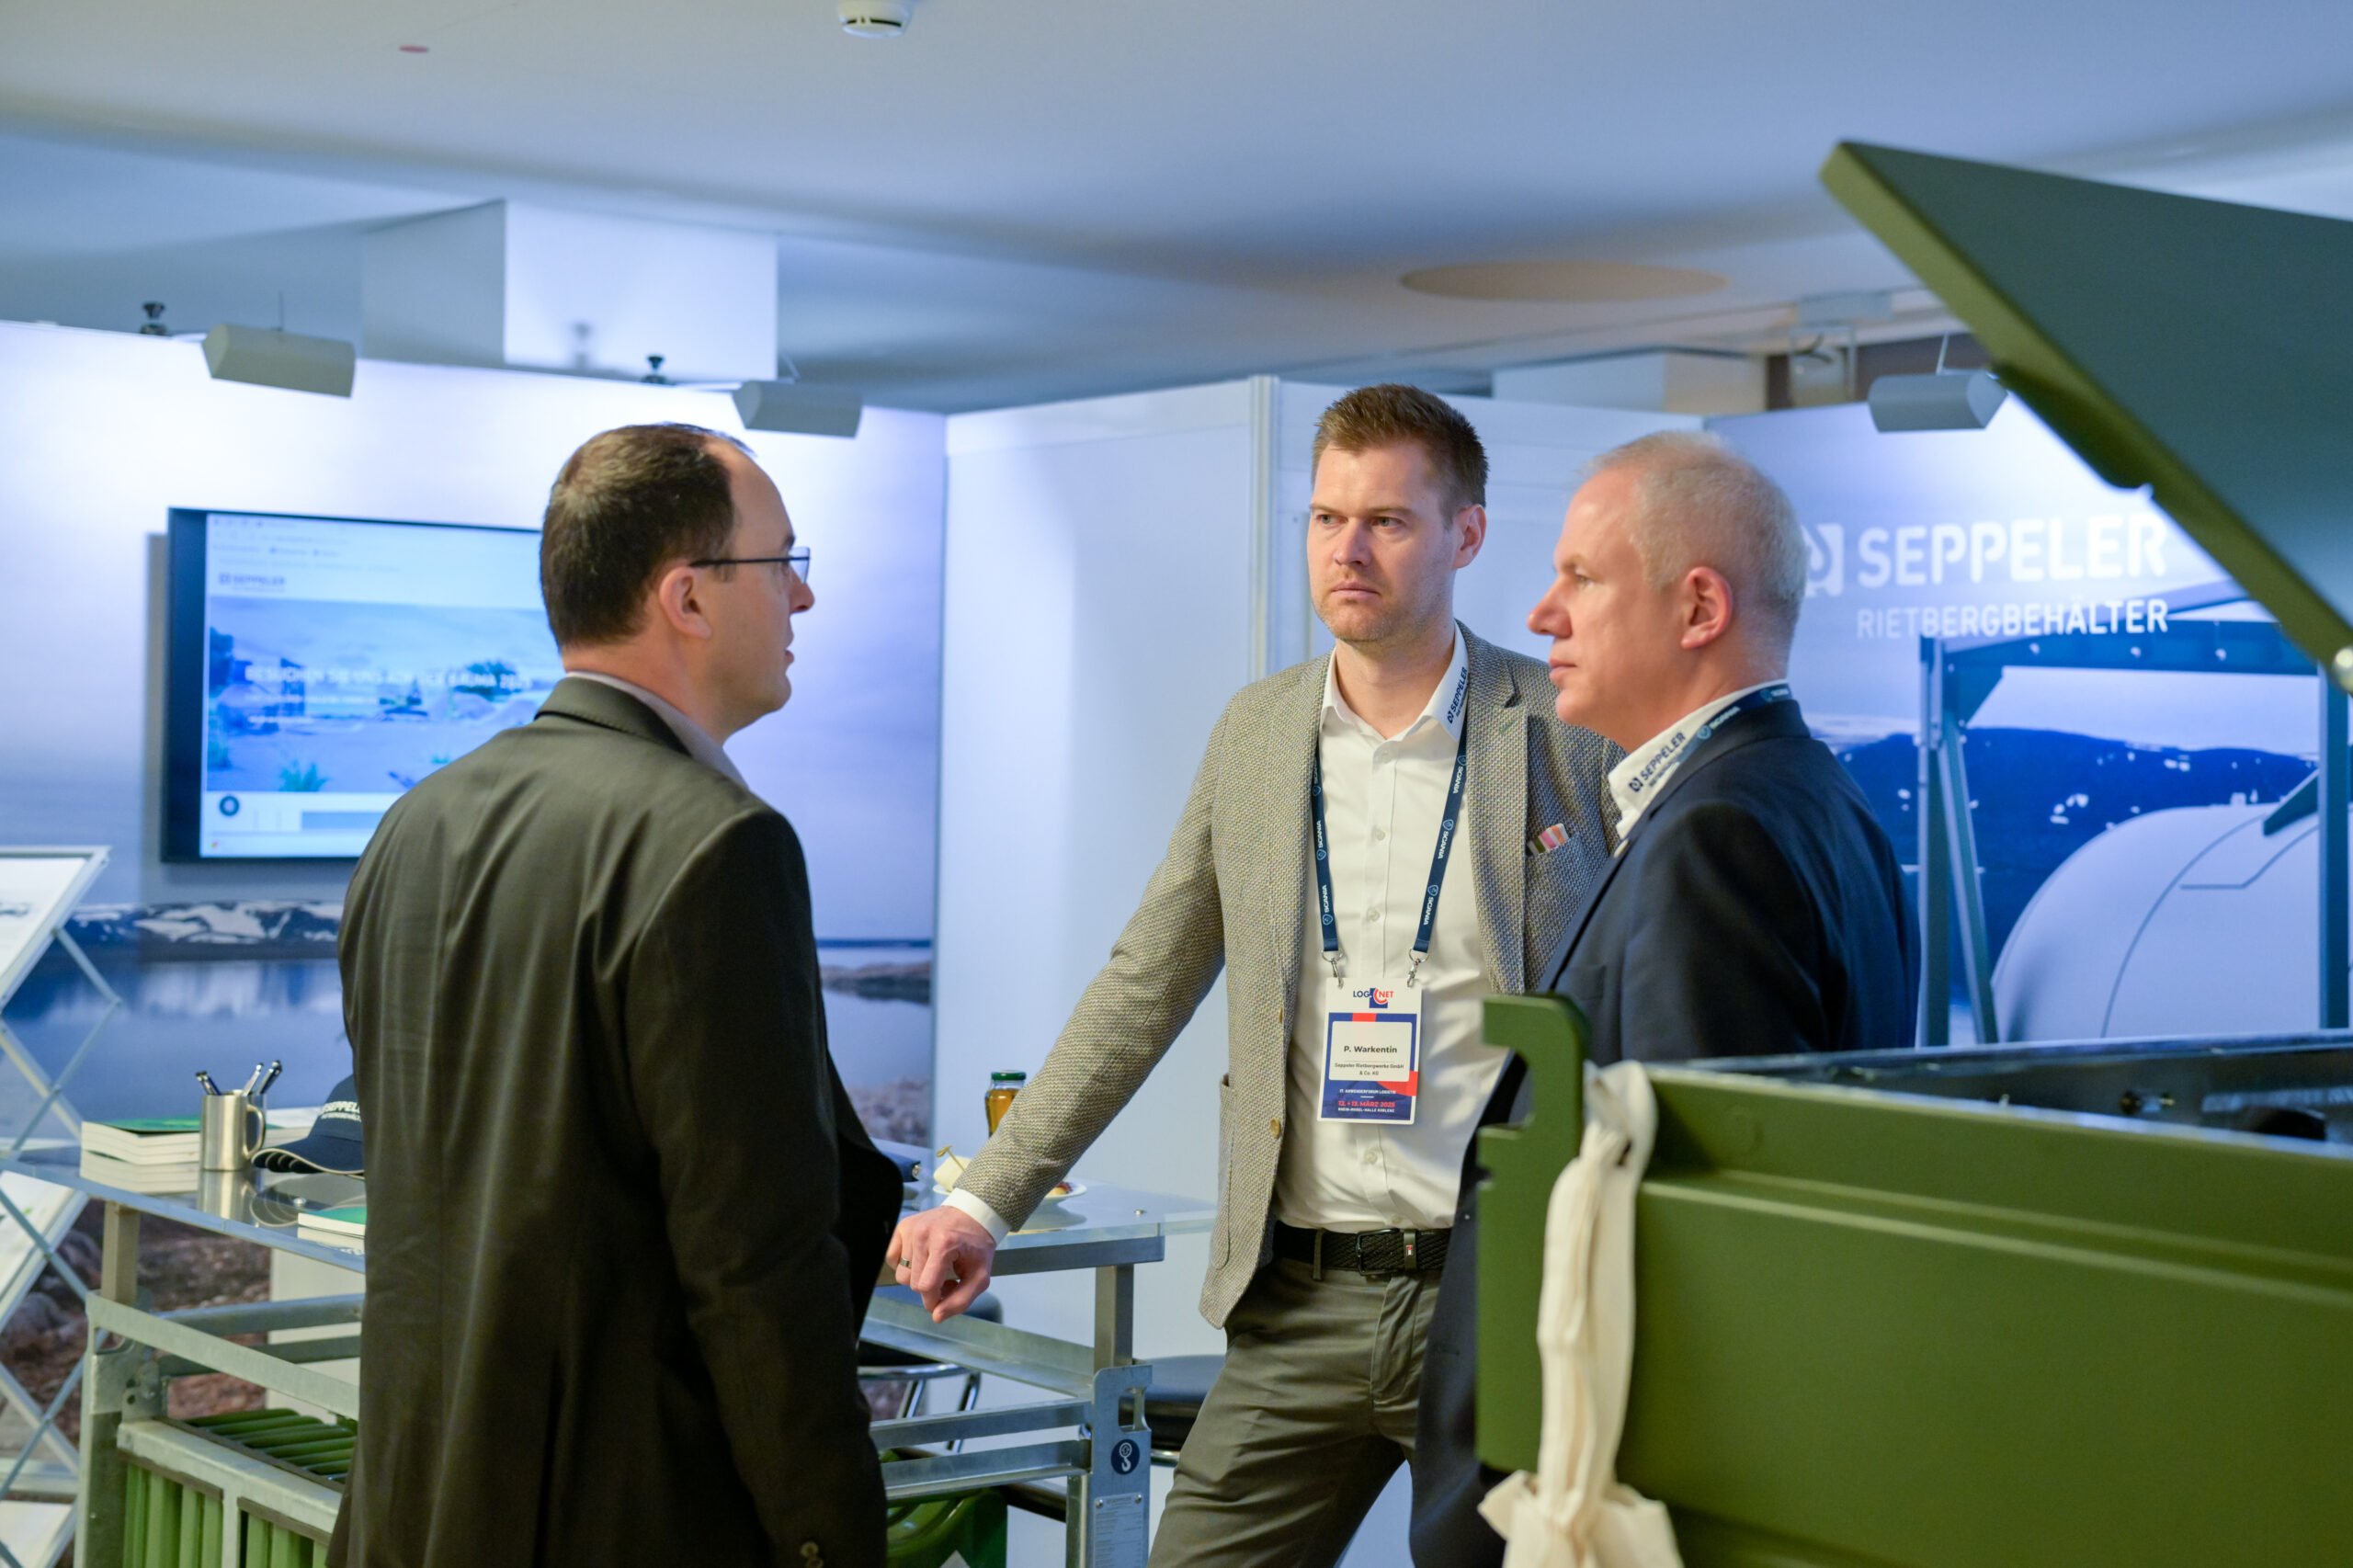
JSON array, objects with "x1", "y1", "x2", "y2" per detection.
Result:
[{"x1": 0, "y1": 1146, "x2": 1207, "y2": 1568}]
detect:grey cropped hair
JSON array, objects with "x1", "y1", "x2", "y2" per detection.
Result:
[{"x1": 1585, "y1": 430, "x2": 1809, "y2": 652}]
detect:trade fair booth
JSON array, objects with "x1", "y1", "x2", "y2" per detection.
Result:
[{"x1": 1, "y1": 144, "x2": 2346, "y2": 1566}]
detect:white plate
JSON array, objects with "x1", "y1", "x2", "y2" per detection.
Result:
[{"x1": 1033, "y1": 1179, "x2": 1087, "y2": 1208}]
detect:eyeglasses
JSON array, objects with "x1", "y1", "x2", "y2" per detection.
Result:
[{"x1": 690, "y1": 547, "x2": 811, "y2": 583}]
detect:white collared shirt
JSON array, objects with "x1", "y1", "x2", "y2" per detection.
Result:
[
  {"x1": 564, "y1": 670, "x2": 749, "y2": 790},
  {"x1": 1606, "y1": 682, "x2": 1783, "y2": 842},
  {"x1": 1272, "y1": 630, "x2": 1502, "y2": 1232}
]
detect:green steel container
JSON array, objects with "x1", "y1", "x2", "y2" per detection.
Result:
[{"x1": 1476, "y1": 995, "x2": 2353, "y2": 1566}]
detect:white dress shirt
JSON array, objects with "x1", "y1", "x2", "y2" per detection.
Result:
[
  {"x1": 1272, "y1": 630, "x2": 1504, "y2": 1233},
  {"x1": 1606, "y1": 681, "x2": 1783, "y2": 842},
  {"x1": 564, "y1": 670, "x2": 749, "y2": 789}
]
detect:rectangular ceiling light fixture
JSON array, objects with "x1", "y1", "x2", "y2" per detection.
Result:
[
  {"x1": 733, "y1": 380, "x2": 863, "y2": 438},
  {"x1": 202, "y1": 324, "x2": 358, "y2": 397},
  {"x1": 1867, "y1": 369, "x2": 2008, "y2": 432}
]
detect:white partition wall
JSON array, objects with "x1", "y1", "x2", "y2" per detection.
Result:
[
  {"x1": 937, "y1": 377, "x2": 1693, "y2": 1562},
  {"x1": 936, "y1": 380, "x2": 1263, "y2": 1360}
]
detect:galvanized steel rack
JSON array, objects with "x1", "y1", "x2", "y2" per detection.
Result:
[{"x1": 0, "y1": 1144, "x2": 1209, "y2": 1568}]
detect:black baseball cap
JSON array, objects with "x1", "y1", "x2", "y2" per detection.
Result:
[{"x1": 256, "y1": 1075, "x2": 363, "y2": 1176}]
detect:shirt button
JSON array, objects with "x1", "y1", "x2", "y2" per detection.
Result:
[
  {"x1": 1372, "y1": 825, "x2": 1387, "y2": 841},
  {"x1": 1363, "y1": 1148, "x2": 1380, "y2": 1165},
  {"x1": 1367, "y1": 908, "x2": 1381, "y2": 922}
]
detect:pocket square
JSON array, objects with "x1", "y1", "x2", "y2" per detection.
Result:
[{"x1": 1526, "y1": 823, "x2": 1571, "y2": 855}]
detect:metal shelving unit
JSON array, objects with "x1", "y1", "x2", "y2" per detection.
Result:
[{"x1": 0, "y1": 1146, "x2": 1205, "y2": 1567}]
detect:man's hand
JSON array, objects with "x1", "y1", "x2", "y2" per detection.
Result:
[{"x1": 886, "y1": 1207, "x2": 997, "y2": 1323}]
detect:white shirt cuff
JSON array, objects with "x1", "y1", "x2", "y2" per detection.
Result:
[{"x1": 942, "y1": 1187, "x2": 1012, "y2": 1244}]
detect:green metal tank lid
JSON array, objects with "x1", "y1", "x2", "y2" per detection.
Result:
[{"x1": 1821, "y1": 142, "x2": 2353, "y2": 685}]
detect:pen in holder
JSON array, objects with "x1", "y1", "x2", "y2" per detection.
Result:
[{"x1": 199, "y1": 1090, "x2": 267, "y2": 1172}]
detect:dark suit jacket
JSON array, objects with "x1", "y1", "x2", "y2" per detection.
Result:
[
  {"x1": 1410, "y1": 697, "x2": 1917, "y2": 1568},
  {"x1": 329, "y1": 676, "x2": 903, "y2": 1568}
]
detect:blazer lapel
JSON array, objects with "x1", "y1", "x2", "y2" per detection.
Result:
[
  {"x1": 1462, "y1": 630, "x2": 1525, "y2": 993},
  {"x1": 1267, "y1": 655, "x2": 1327, "y2": 1039},
  {"x1": 1533, "y1": 698, "x2": 1810, "y2": 990}
]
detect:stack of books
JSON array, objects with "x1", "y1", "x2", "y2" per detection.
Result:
[
  {"x1": 79, "y1": 1117, "x2": 202, "y2": 1194},
  {"x1": 296, "y1": 1204, "x2": 367, "y2": 1244}
]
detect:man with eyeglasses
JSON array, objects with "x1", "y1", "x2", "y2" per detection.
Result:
[{"x1": 333, "y1": 422, "x2": 900, "y2": 1568}]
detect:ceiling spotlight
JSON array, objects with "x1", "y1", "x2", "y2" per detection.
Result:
[
  {"x1": 733, "y1": 379, "x2": 863, "y2": 437},
  {"x1": 1868, "y1": 369, "x2": 2006, "y2": 432},
  {"x1": 202, "y1": 324, "x2": 357, "y2": 397},
  {"x1": 837, "y1": 0, "x2": 912, "y2": 37}
]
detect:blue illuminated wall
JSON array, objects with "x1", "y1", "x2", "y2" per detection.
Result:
[
  {"x1": 1714, "y1": 399, "x2": 2315, "y2": 1038},
  {"x1": 0, "y1": 322, "x2": 944, "y2": 1138}
]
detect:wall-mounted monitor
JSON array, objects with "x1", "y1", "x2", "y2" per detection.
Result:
[{"x1": 165, "y1": 507, "x2": 561, "y2": 860}]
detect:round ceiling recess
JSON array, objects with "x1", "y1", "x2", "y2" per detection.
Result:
[{"x1": 1401, "y1": 260, "x2": 1728, "y2": 302}]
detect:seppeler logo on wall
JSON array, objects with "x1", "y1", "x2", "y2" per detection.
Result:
[
  {"x1": 1706, "y1": 402, "x2": 2297, "y2": 1051},
  {"x1": 1804, "y1": 512, "x2": 2181, "y2": 642}
]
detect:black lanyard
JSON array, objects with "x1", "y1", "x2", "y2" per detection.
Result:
[{"x1": 1311, "y1": 721, "x2": 1470, "y2": 987}]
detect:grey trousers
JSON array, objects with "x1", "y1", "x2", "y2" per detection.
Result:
[{"x1": 1149, "y1": 1256, "x2": 1441, "y2": 1568}]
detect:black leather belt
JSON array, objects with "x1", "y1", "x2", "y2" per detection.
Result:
[{"x1": 1272, "y1": 1221, "x2": 1450, "y2": 1276}]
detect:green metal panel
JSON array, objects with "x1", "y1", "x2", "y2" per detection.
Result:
[
  {"x1": 1818, "y1": 142, "x2": 2353, "y2": 678},
  {"x1": 1474, "y1": 995, "x2": 1587, "y2": 1476},
  {"x1": 1476, "y1": 995, "x2": 2353, "y2": 1565},
  {"x1": 119, "y1": 1459, "x2": 145, "y2": 1568},
  {"x1": 142, "y1": 1465, "x2": 176, "y2": 1568}
]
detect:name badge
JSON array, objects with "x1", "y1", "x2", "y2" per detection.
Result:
[{"x1": 1319, "y1": 975, "x2": 1422, "y2": 1124}]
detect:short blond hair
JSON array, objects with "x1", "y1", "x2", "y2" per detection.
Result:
[
  {"x1": 1312, "y1": 383, "x2": 1487, "y2": 515},
  {"x1": 1587, "y1": 431, "x2": 1806, "y2": 653}
]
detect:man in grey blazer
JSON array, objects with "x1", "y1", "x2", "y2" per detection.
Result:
[{"x1": 889, "y1": 384, "x2": 1619, "y2": 1565}]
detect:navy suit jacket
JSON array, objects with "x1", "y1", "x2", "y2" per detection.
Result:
[{"x1": 1409, "y1": 697, "x2": 1917, "y2": 1567}]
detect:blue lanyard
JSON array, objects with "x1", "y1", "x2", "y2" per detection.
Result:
[
  {"x1": 1311, "y1": 721, "x2": 1470, "y2": 987},
  {"x1": 1693, "y1": 683, "x2": 1792, "y2": 744},
  {"x1": 1620, "y1": 682, "x2": 1794, "y2": 810}
]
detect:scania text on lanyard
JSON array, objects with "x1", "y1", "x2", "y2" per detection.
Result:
[
  {"x1": 1309, "y1": 686, "x2": 1470, "y2": 1125},
  {"x1": 1619, "y1": 683, "x2": 1793, "y2": 810}
]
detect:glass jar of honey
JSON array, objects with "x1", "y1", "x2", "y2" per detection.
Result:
[{"x1": 984, "y1": 1071, "x2": 1026, "y2": 1135}]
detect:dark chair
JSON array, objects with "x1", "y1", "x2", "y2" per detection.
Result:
[
  {"x1": 1142, "y1": 1353, "x2": 1224, "y2": 1464},
  {"x1": 859, "y1": 1286, "x2": 1004, "y2": 1436}
]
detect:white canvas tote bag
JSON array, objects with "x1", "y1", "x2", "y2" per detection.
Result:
[{"x1": 1478, "y1": 1061, "x2": 1682, "y2": 1568}]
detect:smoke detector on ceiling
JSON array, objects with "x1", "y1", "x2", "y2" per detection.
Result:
[{"x1": 838, "y1": 0, "x2": 912, "y2": 36}]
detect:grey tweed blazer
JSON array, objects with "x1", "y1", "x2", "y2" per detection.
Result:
[{"x1": 955, "y1": 624, "x2": 1619, "y2": 1326}]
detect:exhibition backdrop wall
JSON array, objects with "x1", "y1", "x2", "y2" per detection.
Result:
[
  {"x1": 0, "y1": 325, "x2": 2325, "y2": 1157},
  {"x1": 0, "y1": 322, "x2": 945, "y2": 1138},
  {"x1": 1716, "y1": 400, "x2": 2315, "y2": 1041}
]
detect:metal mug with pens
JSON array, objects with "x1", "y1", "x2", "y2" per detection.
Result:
[{"x1": 196, "y1": 1059, "x2": 280, "y2": 1171}]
